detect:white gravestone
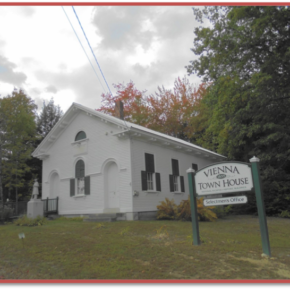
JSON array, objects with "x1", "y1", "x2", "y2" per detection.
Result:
[{"x1": 27, "y1": 179, "x2": 44, "y2": 219}]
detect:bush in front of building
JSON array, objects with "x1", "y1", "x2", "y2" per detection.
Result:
[
  {"x1": 156, "y1": 198, "x2": 178, "y2": 220},
  {"x1": 157, "y1": 196, "x2": 217, "y2": 222},
  {"x1": 14, "y1": 215, "x2": 46, "y2": 226},
  {"x1": 0, "y1": 205, "x2": 14, "y2": 221}
]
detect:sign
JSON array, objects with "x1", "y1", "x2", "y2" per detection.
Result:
[
  {"x1": 203, "y1": 195, "x2": 248, "y2": 207},
  {"x1": 195, "y1": 162, "x2": 253, "y2": 196},
  {"x1": 187, "y1": 157, "x2": 271, "y2": 257},
  {"x1": 18, "y1": 233, "x2": 25, "y2": 239}
]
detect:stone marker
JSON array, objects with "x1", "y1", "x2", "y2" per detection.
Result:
[{"x1": 27, "y1": 179, "x2": 44, "y2": 219}]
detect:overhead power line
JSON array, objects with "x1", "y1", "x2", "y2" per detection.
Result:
[
  {"x1": 61, "y1": 6, "x2": 107, "y2": 95},
  {"x1": 72, "y1": 6, "x2": 113, "y2": 97},
  {"x1": 63, "y1": 6, "x2": 128, "y2": 130}
]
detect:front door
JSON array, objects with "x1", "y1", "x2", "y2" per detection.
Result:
[{"x1": 50, "y1": 172, "x2": 60, "y2": 199}]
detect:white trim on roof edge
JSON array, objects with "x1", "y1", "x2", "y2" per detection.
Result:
[{"x1": 32, "y1": 102, "x2": 226, "y2": 160}]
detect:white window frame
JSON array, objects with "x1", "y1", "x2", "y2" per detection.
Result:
[
  {"x1": 147, "y1": 172, "x2": 154, "y2": 191},
  {"x1": 144, "y1": 151, "x2": 158, "y2": 193},
  {"x1": 172, "y1": 176, "x2": 184, "y2": 194},
  {"x1": 76, "y1": 177, "x2": 85, "y2": 196},
  {"x1": 146, "y1": 172, "x2": 158, "y2": 192},
  {"x1": 173, "y1": 175, "x2": 179, "y2": 192}
]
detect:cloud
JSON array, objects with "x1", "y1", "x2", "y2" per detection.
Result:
[
  {"x1": 153, "y1": 7, "x2": 197, "y2": 40},
  {"x1": 89, "y1": 6, "x2": 200, "y2": 93},
  {"x1": 132, "y1": 63, "x2": 150, "y2": 76},
  {"x1": 45, "y1": 85, "x2": 58, "y2": 94},
  {"x1": 0, "y1": 39, "x2": 5, "y2": 48},
  {"x1": 92, "y1": 6, "x2": 156, "y2": 51},
  {"x1": 20, "y1": 57, "x2": 40, "y2": 68},
  {"x1": 18, "y1": 7, "x2": 35, "y2": 17},
  {"x1": 0, "y1": 56, "x2": 27, "y2": 86},
  {"x1": 33, "y1": 64, "x2": 106, "y2": 109},
  {"x1": 30, "y1": 87, "x2": 42, "y2": 95},
  {"x1": 58, "y1": 63, "x2": 67, "y2": 70},
  {"x1": 16, "y1": 6, "x2": 202, "y2": 113}
]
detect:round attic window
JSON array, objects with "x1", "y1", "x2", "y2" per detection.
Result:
[{"x1": 75, "y1": 131, "x2": 87, "y2": 141}]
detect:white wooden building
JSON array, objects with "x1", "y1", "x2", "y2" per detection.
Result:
[{"x1": 32, "y1": 102, "x2": 226, "y2": 220}]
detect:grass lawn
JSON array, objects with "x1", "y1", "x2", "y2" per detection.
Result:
[{"x1": 0, "y1": 215, "x2": 290, "y2": 280}]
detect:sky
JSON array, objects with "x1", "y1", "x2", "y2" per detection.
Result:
[{"x1": 0, "y1": 3, "x2": 206, "y2": 114}]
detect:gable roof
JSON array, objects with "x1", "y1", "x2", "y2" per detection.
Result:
[{"x1": 32, "y1": 102, "x2": 226, "y2": 161}]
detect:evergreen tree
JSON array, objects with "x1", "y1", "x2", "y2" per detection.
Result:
[
  {"x1": 0, "y1": 89, "x2": 37, "y2": 212},
  {"x1": 186, "y1": 6, "x2": 290, "y2": 215},
  {"x1": 37, "y1": 98, "x2": 63, "y2": 139},
  {"x1": 30, "y1": 98, "x2": 63, "y2": 198}
]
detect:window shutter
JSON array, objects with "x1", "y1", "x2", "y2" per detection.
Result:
[
  {"x1": 76, "y1": 160, "x2": 85, "y2": 178},
  {"x1": 141, "y1": 171, "x2": 147, "y2": 191},
  {"x1": 172, "y1": 159, "x2": 179, "y2": 176},
  {"x1": 70, "y1": 178, "x2": 75, "y2": 196},
  {"x1": 85, "y1": 176, "x2": 90, "y2": 195},
  {"x1": 169, "y1": 175, "x2": 174, "y2": 192},
  {"x1": 145, "y1": 153, "x2": 155, "y2": 173},
  {"x1": 180, "y1": 176, "x2": 185, "y2": 192},
  {"x1": 192, "y1": 163, "x2": 198, "y2": 172},
  {"x1": 156, "y1": 173, "x2": 161, "y2": 192}
]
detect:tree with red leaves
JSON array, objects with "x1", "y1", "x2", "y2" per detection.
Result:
[
  {"x1": 97, "y1": 81, "x2": 150, "y2": 127},
  {"x1": 98, "y1": 77, "x2": 207, "y2": 141}
]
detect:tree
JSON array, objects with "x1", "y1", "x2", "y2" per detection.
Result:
[
  {"x1": 0, "y1": 89, "x2": 37, "y2": 213},
  {"x1": 37, "y1": 98, "x2": 63, "y2": 139},
  {"x1": 98, "y1": 81, "x2": 150, "y2": 127},
  {"x1": 147, "y1": 77, "x2": 207, "y2": 140},
  {"x1": 186, "y1": 6, "x2": 290, "y2": 215},
  {"x1": 98, "y1": 77, "x2": 207, "y2": 141},
  {"x1": 29, "y1": 98, "x2": 64, "y2": 199}
]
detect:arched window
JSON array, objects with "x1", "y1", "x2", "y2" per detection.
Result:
[
  {"x1": 75, "y1": 160, "x2": 85, "y2": 178},
  {"x1": 75, "y1": 131, "x2": 86, "y2": 141},
  {"x1": 70, "y1": 159, "x2": 90, "y2": 196}
]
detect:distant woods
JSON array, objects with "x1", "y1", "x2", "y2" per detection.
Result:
[{"x1": 0, "y1": 90, "x2": 63, "y2": 204}]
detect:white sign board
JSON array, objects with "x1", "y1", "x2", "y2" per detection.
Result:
[
  {"x1": 195, "y1": 162, "x2": 253, "y2": 196},
  {"x1": 203, "y1": 195, "x2": 248, "y2": 207}
]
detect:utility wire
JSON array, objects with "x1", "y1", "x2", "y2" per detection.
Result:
[
  {"x1": 72, "y1": 6, "x2": 113, "y2": 97},
  {"x1": 72, "y1": 6, "x2": 129, "y2": 130},
  {"x1": 61, "y1": 6, "x2": 107, "y2": 94}
]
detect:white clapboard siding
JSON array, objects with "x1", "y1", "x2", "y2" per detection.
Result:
[
  {"x1": 42, "y1": 111, "x2": 133, "y2": 215},
  {"x1": 35, "y1": 103, "x2": 226, "y2": 219},
  {"x1": 131, "y1": 138, "x2": 213, "y2": 212}
]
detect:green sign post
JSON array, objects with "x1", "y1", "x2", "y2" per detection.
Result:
[
  {"x1": 250, "y1": 156, "x2": 271, "y2": 256},
  {"x1": 187, "y1": 156, "x2": 271, "y2": 256},
  {"x1": 186, "y1": 168, "x2": 200, "y2": 245}
]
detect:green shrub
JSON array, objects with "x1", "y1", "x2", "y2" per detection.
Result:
[
  {"x1": 56, "y1": 216, "x2": 84, "y2": 222},
  {"x1": 14, "y1": 215, "x2": 46, "y2": 226},
  {"x1": 212, "y1": 205, "x2": 233, "y2": 218},
  {"x1": 197, "y1": 197, "x2": 217, "y2": 222},
  {"x1": 177, "y1": 197, "x2": 192, "y2": 221},
  {"x1": 0, "y1": 205, "x2": 14, "y2": 221},
  {"x1": 157, "y1": 198, "x2": 178, "y2": 220},
  {"x1": 279, "y1": 210, "x2": 290, "y2": 218},
  {"x1": 157, "y1": 196, "x2": 217, "y2": 222}
]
